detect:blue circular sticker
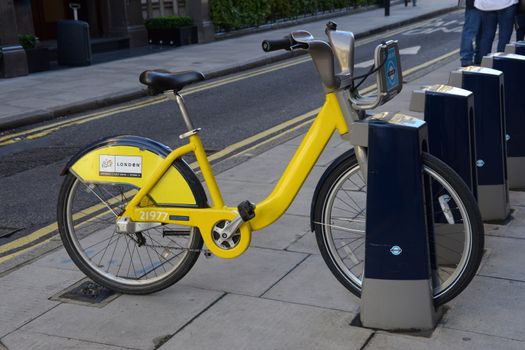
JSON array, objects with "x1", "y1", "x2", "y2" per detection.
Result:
[{"x1": 390, "y1": 245, "x2": 402, "y2": 256}]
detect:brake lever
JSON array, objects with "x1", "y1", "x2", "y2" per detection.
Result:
[{"x1": 290, "y1": 43, "x2": 308, "y2": 51}]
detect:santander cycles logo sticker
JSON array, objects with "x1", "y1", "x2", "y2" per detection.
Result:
[{"x1": 390, "y1": 245, "x2": 402, "y2": 256}]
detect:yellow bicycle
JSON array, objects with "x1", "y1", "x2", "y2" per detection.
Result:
[{"x1": 57, "y1": 23, "x2": 483, "y2": 306}]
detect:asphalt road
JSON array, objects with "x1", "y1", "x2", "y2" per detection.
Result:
[{"x1": 0, "y1": 11, "x2": 464, "y2": 253}]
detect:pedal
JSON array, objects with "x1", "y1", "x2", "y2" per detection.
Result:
[{"x1": 237, "y1": 200, "x2": 256, "y2": 221}]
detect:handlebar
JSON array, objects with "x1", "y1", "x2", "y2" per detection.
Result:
[
  {"x1": 261, "y1": 35, "x2": 309, "y2": 52},
  {"x1": 261, "y1": 36, "x2": 294, "y2": 52},
  {"x1": 260, "y1": 23, "x2": 402, "y2": 112},
  {"x1": 263, "y1": 22, "x2": 338, "y2": 53}
]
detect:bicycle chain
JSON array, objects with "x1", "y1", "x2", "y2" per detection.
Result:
[{"x1": 126, "y1": 234, "x2": 211, "y2": 254}]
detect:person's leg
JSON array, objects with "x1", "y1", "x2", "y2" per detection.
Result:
[
  {"x1": 460, "y1": 8, "x2": 482, "y2": 66},
  {"x1": 496, "y1": 4, "x2": 517, "y2": 51},
  {"x1": 474, "y1": 23, "x2": 482, "y2": 64},
  {"x1": 412, "y1": 0, "x2": 416, "y2": 6},
  {"x1": 478, "y1": 10, "x2": 498, "y2": 57},
  {"x1": 516, "y1": 13, "x2": 525, "y2": 41}
]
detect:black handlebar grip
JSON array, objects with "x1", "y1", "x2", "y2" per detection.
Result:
[
  {"x1": 262, "y1": 37, "x2": 293, "y2": 52},
  {"x1": 326, "y1": 21, "x2": 337, "y2": 31}
]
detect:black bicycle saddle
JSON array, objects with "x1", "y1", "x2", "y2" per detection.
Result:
[{"x1": 139, "y1": 69, "x2": 205, "y2": 94}]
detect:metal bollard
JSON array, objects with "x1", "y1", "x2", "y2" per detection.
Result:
[
  {"x1": 504, "y1": 41, "x2": 525, "y2": 55},
  {"x1": 482, "y1": 53, "x2": 525, "y2": 189},
  {"x1": 351, "y1": 112, "x2": 442, "y2": 331},
  {"x1": 410, "y1": 85, "x2": 477, "y2": 198},
  {"x1": 0, "y1": 45, "x2": 28, "y2": 78},
  {"x1": 448, "y1": 67, "x2": 510, "y2": 221}
]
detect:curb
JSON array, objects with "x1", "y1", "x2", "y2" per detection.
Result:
[
  {"x1": 0, "y1": 89, "x2": 146, "y2": 131},
  {"x1": 0, "y1": 5, "x2": 459, "y2": 132}
]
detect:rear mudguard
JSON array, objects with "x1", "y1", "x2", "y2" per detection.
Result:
[{"x1": 61, "y1": 135, "x2": 207, "y2": 208}]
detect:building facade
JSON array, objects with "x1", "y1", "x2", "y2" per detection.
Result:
[{"x1": 1, "y1": 0, "x2": 148, "y2": 47}]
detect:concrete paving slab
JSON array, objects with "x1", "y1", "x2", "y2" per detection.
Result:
[
  {"x1": 286, "y1": 134, "x2": 306, "y2": 147},
  {"x1": 499, "y1": 224, "x2": 525, "y2": 240},
  {"x1": 444, "y1": 276, "x2": 525, "y2": 342},
  {"x1": 300, "y1": 164, "x2": 328, "y2": 190},
  {"x1": 35, "y1": 248, "x2": 79, "y2": 272},
  {"x1": 367, "y1": 327, "x2": 525, "y2": 350},
  {"x1": 300, "y1": 124, "x2": 347, "y2": 146},
  {"x1": 251, "y1": 213, "x2": 310, "y2": 251},
  {"x1": 509, "y1": 191, "x2": 525, "y2": 208},
  {"x1": 3, "y1": 332, "x2": 131, "y2": 350},
  {"x1": 478, "y1": 236, "x2": 525, "y2": 282},
  {"x1": 0, "y1": 105, "x2": 35, "y2": 119},
  {"x1": 17, "y1": 285, "x2": 224, "y2": 350},
  {"x1": 287, "y1": 185, "x2": 316, "y2": 217},
  {"x1": 0, "y1": 265, "x2": 84, "y2": 338},
  {"x1": 216, "y1": 143, "x2": 296, "y2": 184},
  {"x1": 316, "y1": 139, "x2": 353, "y2": 168},
  {"x1": 4, "y1": 96, "x2": 62, "y2": 109},
  {"x1": 159, "y1": 293, "x2": 372, "y2": 350},
  {"x1": 286, "y1": 229, "x2": 320, "y2": 255},
  {"x1": 263, "y1": 255, "x2": 360, "y2": 313},
  {"x1": 212, "y1": 177, "x2": 272, "y2": 202},
  {"x1": 180, "y1": 246, "x2": 307, "y2": 297},
  {"x1": 482, "y1": 222, "x2": 525, "y2": 240},
  {"x1": 507, "y1": 207, "x2": 525, "y2": 226}
]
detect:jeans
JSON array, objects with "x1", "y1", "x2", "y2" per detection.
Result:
[
  {"x1": 460, "y1": 8, "x2": 482, "y2": 65},
  {"x1": 478, "y1": 4, "x2": 518, "y2": 58},
  {"x1": 412, "y1": 0, "x2": 416, "y2": 6},
  {"x1": 517, "y1": 13, "x2": 525, "y2": 41}
]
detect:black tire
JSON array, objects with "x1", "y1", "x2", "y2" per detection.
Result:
[
  {"x1": 57, "y1": 173, "x2": 204, "y2": 294},
  {"x1": 313, "y1": 150, "x2": 484, "y2": 306}
]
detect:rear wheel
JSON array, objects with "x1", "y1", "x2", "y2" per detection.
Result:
[
  {"x1": 313, "y1": 150, "x2": 484, "y2": 306},
  {"x1": 57, "y1": 174, "x2": 203, "y2": 294}
]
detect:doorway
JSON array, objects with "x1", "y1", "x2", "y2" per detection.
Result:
[{"x1": 32, "y1": 0, "x2": 102, "y2": 40}]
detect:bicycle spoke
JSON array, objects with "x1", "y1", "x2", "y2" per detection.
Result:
[
  {"x1": 96, "y1": 230, "x2": 120, "y2": 266},
  {"x1": 314, "y1": 221, "x2": 365, "y2": 234},
  {"x1": 106, "y1": 235, "x2": 122, "y2": 274},
  {"x1": 82, "y1": 183, "x2": 119, "y2": 217},
  {"x1": 144, "y1": 243, "x2": 159, "y2": 278}
]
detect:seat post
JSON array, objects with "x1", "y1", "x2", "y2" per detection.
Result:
[{"x1": 165, "y1": 91, "x2": 195, "y2": 132}]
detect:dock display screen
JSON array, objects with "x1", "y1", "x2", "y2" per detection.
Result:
[{"x1": 377, "y1": 41, "x2": 403, "y2": 103}]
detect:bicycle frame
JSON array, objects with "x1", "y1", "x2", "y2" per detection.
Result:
[{"x1": 121, "y1": 92, "x2": 349, "y2": 258}]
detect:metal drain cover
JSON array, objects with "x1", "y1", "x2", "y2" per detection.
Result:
[{"x1": 50, "y1": 278, "x2": 119, "y2": 307}]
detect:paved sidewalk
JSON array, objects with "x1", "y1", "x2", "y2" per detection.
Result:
[
  {"x1": 0, "y1": 0, "x2": 459, "y2": 131},
  {"x1": 1, "y1": 49, "x2": 525, "y2": 349}
]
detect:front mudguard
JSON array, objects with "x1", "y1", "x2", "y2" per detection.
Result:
[{"x1": 61, "y1": 135, "x2": 207, "y2": 208}]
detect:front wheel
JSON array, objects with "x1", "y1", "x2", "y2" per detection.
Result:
[
  {"x1": 313, "y1": 150, "x2": 484, "y2": 306},
  {"x1": 57, "y1": 174, "x2": 204, "y2": 294}
]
